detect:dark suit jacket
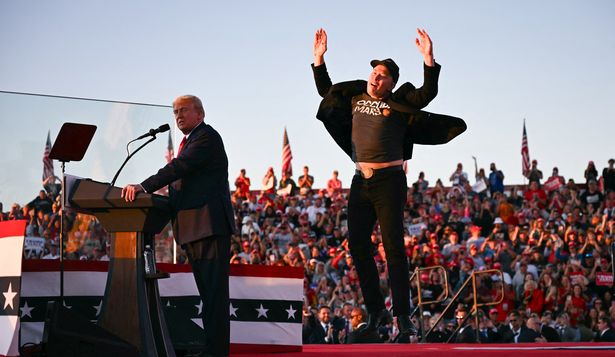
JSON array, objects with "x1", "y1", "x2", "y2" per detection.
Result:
[
  {"x1": 477, "y1": 328, "x2": 500, "y2": 343},
  {"x1": 499, "y1": 325, "x2": 541, "y2": 343},
  {"x1": 141, "y1": 122, "x2": 235, "y2": 244},
  {"x1": 346, "y1": 323, "x2": 383, "y2": 344},
  {"x1": 540, "y1": 324, "x2": 561, "y2": 342},
  {"x1": 311, "y1": 63, "x2": 466, "y2": 161},
  {"x1": 596, "y1": 328, "x2": 615, "y2": 342},
  {"x1": 303, "y1": 315, "x2": 340, "y2": 344},
  {"x1": 455, "y1": 326, "x2": 478, "y2": 343}
]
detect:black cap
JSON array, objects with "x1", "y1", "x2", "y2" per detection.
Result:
[{"x1": 370, "y1": 58, "x2": 399, "y2": 83}]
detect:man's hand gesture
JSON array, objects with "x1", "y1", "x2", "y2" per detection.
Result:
[
  {"x1": 313, "y1": 28, "x2": 328, "y2": 66},
  {"x1": 415, "y1": 28, "x2": 434, "y2": 67}
]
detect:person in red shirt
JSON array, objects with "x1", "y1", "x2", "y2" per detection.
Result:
[
  {"x1": 327, "y1": 170, "x2": 343, "y2": 199},
  {"x1": 565, "y1": 284, "x2": 588, "y2": 326},
  {"x1": 522, "y1": 280, "x2": 544, "y2": 315},
  {"x1": 524, "y1": 181, "x2": 547, "y2": 208},
  {"x1": 234, "y1": 168, "x2": 251, "y2": 200}
]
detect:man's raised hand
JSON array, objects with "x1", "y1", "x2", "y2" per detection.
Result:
[
  {"x1": 313, "y1": 28, "x2": 328, "y2": 66},
  {"x1": 415, "y1": 28, "x2": 434, "y2": 66}
]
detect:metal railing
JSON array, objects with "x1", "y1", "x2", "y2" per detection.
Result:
[
  {"x1": 409, "y1": 265, "x2": 449, "y2": 342},
  {"x1": 420, "y1": 269, "x2": 504, "y2": 343}
]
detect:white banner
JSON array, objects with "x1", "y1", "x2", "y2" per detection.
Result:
[
  {"x1": 24, "y1": 237, "x2": 45, "y2": 252},
  {"x1": 408, "y1": 223, "x2": 427, "y2": 236}
]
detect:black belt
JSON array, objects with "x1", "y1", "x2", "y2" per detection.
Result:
[{"x1": 355, "y1": 165, "x2": 403, "y2": 179}]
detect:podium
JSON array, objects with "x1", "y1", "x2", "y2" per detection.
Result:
[{"x1": 68, "y1": 178, "x2": 175, "y2": 357}]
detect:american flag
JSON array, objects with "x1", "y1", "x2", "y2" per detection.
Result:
[
  {"x1": 42, "y1": 131, "x2": 54, "y2": 182},
  {"x1": 165, "y1": 131, "x2": 174, "y2": 163},
  {"x1": 281, "y1": 128, "x2": 293, "y2": 177},
  {"x1": 521, "y1": 120, "x2": 531, "y2": 177}
]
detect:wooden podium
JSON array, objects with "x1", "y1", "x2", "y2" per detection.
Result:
[{"x1": 68, "y1": 178, "x2": 175, "y2": 357}]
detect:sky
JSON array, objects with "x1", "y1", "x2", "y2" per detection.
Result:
[{"x1": 1, "y1": 0, "x2": 614, "y2": 206}]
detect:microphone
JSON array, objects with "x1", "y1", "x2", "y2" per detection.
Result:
[
  {"x1": 110, "y1": 124, "x2": 170, "y2": 187},
  {"x1": 135, "y1": 124, "x2": 170, "y2": 140}
]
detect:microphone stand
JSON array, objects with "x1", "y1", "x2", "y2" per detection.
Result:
[{"x1": 110, "y1": 135, "x2": 157, "y2": 187}]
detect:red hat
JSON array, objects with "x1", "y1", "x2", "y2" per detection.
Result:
[
  {"x1": 489, "y1": 308, "x2": 498, "y2": 315},
  {"x1": 329, "y1": 247, "x2": 337, "y2": 255},
  {"x1": 242, "y1": 241, "x2": 250, "y2": 247},
  {"x1": 568, "y1": 241, "x2": 577, "y2": 247},
  {"x1": 464, "y1": 257, "x2": 475, "y2": 268},
  {"x1": 430, "y1": 233, "x2": 438, "y2": 240},
  {"x1": 493, "y1": 262, "x2": 502, "y2": 269},
  {"x1": 447, "y1": 260, "x2": 459, "y2": 268},
  {"x1": 485, "y1": 256, "x2": 493, "y2": 262},
  {"x1": 470, "y1": 225, "x2": 481, "y2": 232},
  {"x1": 420, "y1": 272, "x2": 430, "y2": 282}
]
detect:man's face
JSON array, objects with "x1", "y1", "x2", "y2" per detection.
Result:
[
  {"x1": 318, "y1": 307, "x2": 331, "y2": 324},
  {"x1": 350, "y1": 310, "x2": 363, "y2": 329},
  {"x1": 509, "y1": 314, "x2": 521, "y2": 330},
  {"x1": 490, "y1": 163, "x2": 496, "y2": 171},
  {"x1": 527, "y1": 317, "x2": 540, "y2": 332},
  {"x1": 173, "y1": 97, "x2": 203, "y2": 134},
  {"x1": 455, "y1": 311, "x2": 466, "y2": 325},
  {"x1": 367, "y1": 65, "x2": 395, "y2": 99}
]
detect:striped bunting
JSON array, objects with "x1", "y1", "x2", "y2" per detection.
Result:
[
  {"x1": 0, "y1": 220, "x2": 26, "y2": 357},
  {"x1": 19, "y1": 260, "x2": 303, "y2": 353}
]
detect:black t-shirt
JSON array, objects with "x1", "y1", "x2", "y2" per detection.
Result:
[
  {"x1": 351, "y1": 93, "x2": 407, "y2": 162},
  {"x1": 581, "y1": 189, "x2": 603, "y2": 209}
]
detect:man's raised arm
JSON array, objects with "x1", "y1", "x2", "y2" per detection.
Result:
[{"x1": 312, "y1": 28, "x2": 332, "y2": 97}]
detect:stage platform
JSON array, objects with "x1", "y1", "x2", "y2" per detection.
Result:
[{"x1": 231, "y1": 343, "x2": 615, "y2": 357}]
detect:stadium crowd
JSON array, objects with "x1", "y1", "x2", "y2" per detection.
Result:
[{"x1": 2, "y1": 158, "x2": 615, "y2": 344}]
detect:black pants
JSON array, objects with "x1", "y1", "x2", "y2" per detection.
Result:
[
  {"x1": 185, "y1": 235, "x2": 230, "y2": 356},
  {"x1": 347, "y1": 169, "x2": 410, "y2": 316}
]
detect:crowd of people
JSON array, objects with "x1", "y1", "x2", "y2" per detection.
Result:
[{"x1": 2, "y1": 158, "x2": 615, "y2": 344}]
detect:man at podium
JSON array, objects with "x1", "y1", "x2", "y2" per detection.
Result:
[{"x1": 122, "y1": 95, "x2": 236, "y2": 356}]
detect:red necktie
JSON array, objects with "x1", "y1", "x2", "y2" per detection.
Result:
[{"x1": 177, "y1": 136, "x2": 187, "y2": 157}]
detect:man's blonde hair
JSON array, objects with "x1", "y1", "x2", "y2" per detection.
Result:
[{"x1": 173, "y1": 95, "x2": 205, "y2": 116}]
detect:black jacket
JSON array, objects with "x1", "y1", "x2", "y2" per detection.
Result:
[
  {"x1": 499, "y1": 325, "x2": 541, "y2": 343},
  {"x1": 311, "y1": 63, "x2": 466, "y2": 161},
  {"x1": 540, "y1": 324, "x2": 561, "y2": 342},
  {"x1": 596, "y1": 328, "x2": 615, "y2": 342},
  {"x1": 141, "y1": 122, "x2": 236, "y2": 244},
  {"x1": 346, "y1": 323, "x2": 383, "y2": 344},
  {"x1": 303, "y1": 315, "x2": 342, "y2": 344}
]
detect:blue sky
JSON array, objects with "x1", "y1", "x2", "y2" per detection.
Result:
[{"x1": 1, "y1": 0, "x2": 614, "y2": 205}]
